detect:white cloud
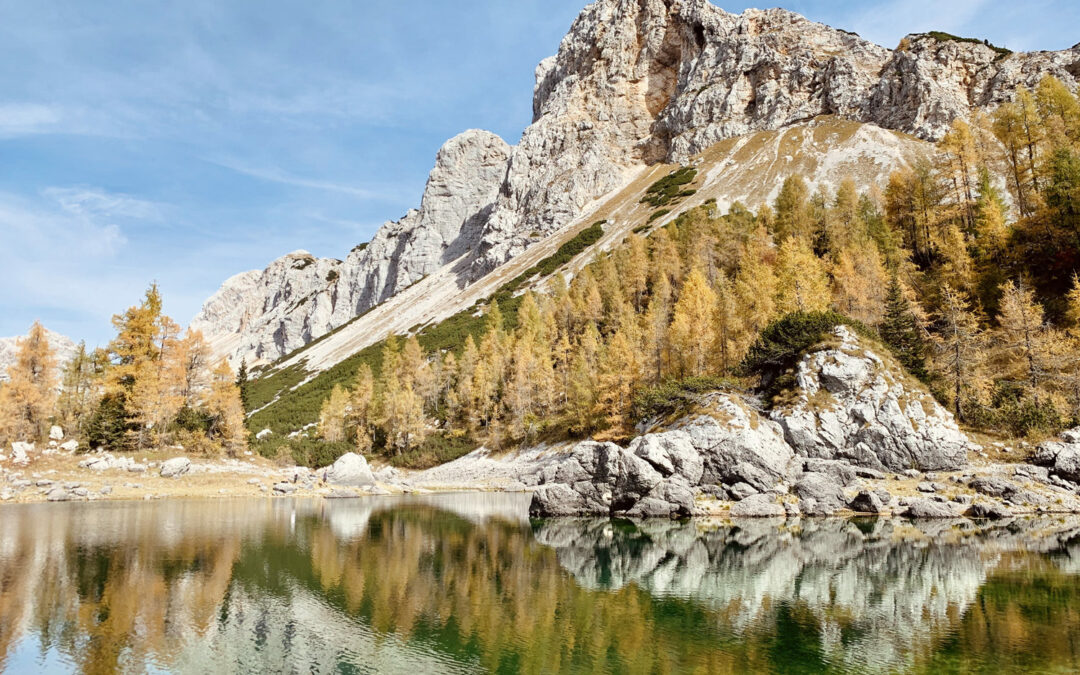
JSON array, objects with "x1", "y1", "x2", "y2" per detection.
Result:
[
  {"x1": 0, "y1": 103, "x2": 63, "y2": 136},
  {"x1": 207, "y1": 157, "x2": 409, "y2": 202},
  {"x1": 42, "y1": 186, "x2": 164, "y2": 221}
]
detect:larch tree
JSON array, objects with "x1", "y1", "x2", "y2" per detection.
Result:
[
  {"x1": 775, "y1": 237, "x2": 830, "y2": 314},
  {"x1": 773, "y1": 175, "x2": 812, "y2": 241},
  {"x1": 933, "y1": 285, "x2": 987, "y2": 421},
  {"x1": 995, "y1": 280, "x2": 1053, "y2": 404},
  {"x1": 318, "y1": 384, "x2": 349, "y2": 443},
  {"x1": 56, "y1": 341, "x2": 101, "y2": 437},
  {"x1": 668, "y1": 268, "x2": 717, "y2": 377},
  {"x1": 348, "y1": 364, "x2": 376, "y2": 452},
  {"x1": 831, "y1": 244, "x2": 888, "y2": 325},
  {"x1": 206, "y1": 359, "x2": 248, "y2": 455},
  {"x1": 0, "y1": 321, "x2": 58, "y2": 443}
]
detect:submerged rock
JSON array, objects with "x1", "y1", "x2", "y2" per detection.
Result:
[{"x1": 903, "y1": 498, "x2": 961, "y2": 519}]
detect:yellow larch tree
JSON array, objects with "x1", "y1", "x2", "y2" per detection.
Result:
[
  {"x1": 668, "y1": 268, "x2": 717, "y2": 378},
  {"x1": 0, "y1": 321, "x2": 58, "y2": 443}
]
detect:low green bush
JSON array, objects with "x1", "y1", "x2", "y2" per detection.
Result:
[
  {"x1": 632, "y1": 375, "x2": 736, "y2": 421},
  {"x1": 640, "y1": 167, "x2": 698, "y2": 208}
]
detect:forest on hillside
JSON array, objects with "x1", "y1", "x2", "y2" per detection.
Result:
[{"x1": 2, "y1": 76, "x2": 1079, "y2": 469}]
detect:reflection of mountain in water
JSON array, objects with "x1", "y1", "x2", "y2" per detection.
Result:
[
  {"x1": 534, "y1": 517, "x2": 1080, "y2": 672},
  {"x1": 2, "y1": 496, "x2": 1080, "y2": 673}
]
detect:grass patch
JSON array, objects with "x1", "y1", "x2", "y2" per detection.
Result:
[
  {"x1": 379, "y1": 432, "x2": 477, "y2": 470},
  {"x1": 499, "y1": 221, "x2": 605, "y2": 295},
  {"x1": 647, "y1": 208, "x2": 672, "y2": 223}
]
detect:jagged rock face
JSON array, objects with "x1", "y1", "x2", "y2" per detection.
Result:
[
  {"x1": 0, "y1": 327, "x2": 78, "y2": 383},
  {"x1": 773, "y1": 326, "x2": 969, "y2": 472},
  {"x1": 191, "y1": 130, "x2": 510, "y2": 363},
  {"x1": 196, "y1": 0, "x2": 1079, "y2": 366},
  {"x1": 472, "y1": 0, "x2": 1079, "y2": 271}
]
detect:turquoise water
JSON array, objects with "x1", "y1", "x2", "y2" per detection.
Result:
[{"x1": 1, "y1": 495, "x2": 1079, "y2": 673}]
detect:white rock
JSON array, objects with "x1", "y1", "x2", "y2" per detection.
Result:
[
  {"x1": 322, "y1": 453, "x2": 375, "y2": 487},
  {"x1": 773, "y1": 326, "x2": 969, "y2": 472},
  {"x1": 59, "y1": 440, "x2": 78, "y2": 453},
  {"x1": 255, "y1": 428, "x2": 273, "y2": 440},
  {"x1": 11, "y1": 442, "x2": 32, "y2": 465},
  {"x1": 159, "y1": 457, "x2": 191, "y2": 478},
  {"x1": 49, "y1": 426, "x2": 63, "y2": 441}
]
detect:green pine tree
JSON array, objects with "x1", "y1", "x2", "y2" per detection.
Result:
[{"x1": 879, "y1": 276, "x2": 930, "y2": 382}]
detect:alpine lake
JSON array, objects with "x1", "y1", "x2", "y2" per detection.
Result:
[{"x1": 1, "y1": 494, "x2": 1079, "y2": 674}]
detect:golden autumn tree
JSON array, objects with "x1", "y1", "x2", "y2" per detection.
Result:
[
  {"x1": 0, "y1": 321, "x2": 58, "y2": 443},
  {"x1": 669, "y1": 268, "x2": 717, "y2": 377},
  {"x1": 933, "y1": 285, "x2": 987, "y2": 421},
  {"x1": 318, "y1": 384, "x2": 349, "y2": 443},
  {"x1": 348, "y1": 363, "x2": 376, "y2": 452},
  {"x1": 206, "y1": 359, "x2": 248, "y2": 455},
  {"x1": 775, "y1": 236, "x2": 830, "y2": 314}
]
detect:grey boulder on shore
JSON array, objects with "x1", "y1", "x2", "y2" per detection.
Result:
[{"x1": 322, "y1": 452, "x2": 376, "y2": 487}]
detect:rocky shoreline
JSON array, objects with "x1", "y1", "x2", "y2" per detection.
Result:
[{"x1": 5, "y1": 327, "x2": 1080, "y2": 520}]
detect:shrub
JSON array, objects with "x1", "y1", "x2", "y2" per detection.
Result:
[
  {"x1": 647, "y1": 208, "x2": 672, "y2": 223},
  {"x1": 632, "y1": 375, "x2": 736, "y2": 422},
  {"x1": 381, "y1": 432, "x2": 476, "y2": 469},
  {"x1": 741, "y1": 311, "x2": 875, "y2": 402},
  {"x1": 84, "y1": 393, "x2": 134, "y2": 452},
  {"x1": 640, "y1": 167, "x2": 698, "y2": 208}
]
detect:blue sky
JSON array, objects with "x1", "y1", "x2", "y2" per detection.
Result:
[{"x1": 1, "y1": 0, "x2": 1078, "y2": 347}]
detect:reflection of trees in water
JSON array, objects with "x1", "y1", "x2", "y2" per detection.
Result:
[{"x1": 2, "y1": 499, "x2": 1080, "y2": 673}]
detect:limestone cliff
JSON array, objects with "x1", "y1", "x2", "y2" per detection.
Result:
[{"x1": 194, "y1": 0, "x2": 1080, "y2": 367}]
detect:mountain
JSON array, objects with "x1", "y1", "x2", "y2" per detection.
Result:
[
  {"x1": 193, "y1": 0, "x2": 1080, "y2": 370},
  {"x1": 0, "y1": 327, "x2": 78, "y2": 382}
]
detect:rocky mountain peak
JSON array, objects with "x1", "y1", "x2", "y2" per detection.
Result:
[
  {"x1": 194, "y1": 0, "x2": 1080, "y2": 368},
  {"x1": 0, "y1": 327, "x2": 79, "y2": 382}
]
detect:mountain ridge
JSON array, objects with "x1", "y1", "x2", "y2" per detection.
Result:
[{"x1": 192, "y1": 0, "x2": 1080, "y2": 369}]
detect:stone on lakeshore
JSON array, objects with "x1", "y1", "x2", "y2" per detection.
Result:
[
  {"x1": 730, "y1": 493, "x2": 786, "y2": 518},
  {"x1": 323, "y1": 453, "x2": 375, "y2": 487},
  {"x1": 903, "y1": 498, "x2": 960, "y2": 518},
  {"x1": 849, "y1": 490, "x2": 886, "y2": 514},
  {"x1": 159, "y1": 457, "x2": 191, "y2": 478},
  {"x1": 794, "y1": 472, "x2": 847, "y2": 516}
]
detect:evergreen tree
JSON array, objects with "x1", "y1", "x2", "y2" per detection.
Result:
[{"x1": 879, "y1": 276, "x2": 930, "y2": 381}]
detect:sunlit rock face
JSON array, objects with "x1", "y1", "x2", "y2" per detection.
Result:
[
  {"x1": 191, "y1": 130, "x2": 511, "y2": 364},
  {"x1": 773, "y1": 326, "x2": 970, "y2": 472},
  {"x1": 194, "y1": 0, "x2": 1080, "y2": 367}
]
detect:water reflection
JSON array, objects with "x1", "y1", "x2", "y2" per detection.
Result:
[{"x1": 0, "y1": 496, "x2": 1078, "y2": 673}]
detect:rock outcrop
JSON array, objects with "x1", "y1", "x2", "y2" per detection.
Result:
[
  {"x1": 194, "y1": 0, "x2": 1078, "y2": 369},
  {"x1": 530, "y1": 325, "x2": 974, "y2": 518},
  {"x1": 191, "y1": 130, "x2": 511, "y2": 363},
  {"x1": 1033, "y1": 428, "x2": 1080, "y2": 485},
  {"x1": 773, "y1": 326, "x2": 969, "y2": 472},
  {"x1": 321, "y1": 452, "x2": 376, "y2": 488}
]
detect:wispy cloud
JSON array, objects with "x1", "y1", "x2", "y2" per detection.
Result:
[
  {"x1": 0, "y1": 103, "x2": 63, "y2": 136},
  {"x1": 207, "y1": 157, "x2": 410, "y2": 202},
  {"x1": 43, "y1": 186, "x2": 164, "y2": 221}
]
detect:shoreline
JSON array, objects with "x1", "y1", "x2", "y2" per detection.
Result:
[{"x1": 5, "y1": 444, "x2": 1080, "y2": 519}]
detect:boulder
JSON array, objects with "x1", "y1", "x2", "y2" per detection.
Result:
[
  {"x1": 59, "y1": 440, "x2": 78, "y2": 453},
  {"x1": 903, "y1": 498, "x2": 960, "y2": 518},
  {"x1": 46, "y1": 487, "x2": 70, "y2": 502},
  {"x1": 730, "y1": 493, "x2": 786, "y2": 518},
  {"x1": 1033, "y1": 431, "x2": 1080, "y2": 483},
  {"x1": 529, "y1": 440, "x2": 693, "y2": 518},
  {"x1": 323, "y1": 453, "x2": 375, "y2": 487},
  {"x1": 159, "y1": 457, "x2": 191, "y2": 478},
  {"x1": 628, "y1": 431, "x2": 704, "y2": 484},
  {"x1": 966, "y1": 500, "x2": 1013, "y2": 520},
  {"x1": 802, "y1": 458, "x2": 858, "y2": 486},
  {"x1": 49, "y1": 426, "x2": 63, "y2": 441},
  {"x1": 849, "y1": 490, "x2": 886, "y2": 514},
  {"x1": 325, "y1": 489, "x2": 359, "y2": 499},
  {"x1": 273, "y1": 482, "x2": 297, "y2": 494},
  {"x1": 11, "y1": 442, "x2": 32, "y2": 465},
  {"x1": 794, "y1": 472, "x2": 847, "y2": 515},
  {"x1": 676, "y1": 394, "x2": 796, "y2": 491},
  {"x1": 773, "y1": 326, "x2": 969, "y2": 472}
]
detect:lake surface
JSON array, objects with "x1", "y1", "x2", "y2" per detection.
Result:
[{"x1": 1, "y1": 495, "x2": 1079, "y2": 674}]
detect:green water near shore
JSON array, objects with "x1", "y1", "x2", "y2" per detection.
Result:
[{"x1": 1, "y1": 495, "x2": 1079, "y2": 673}]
